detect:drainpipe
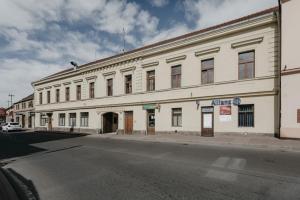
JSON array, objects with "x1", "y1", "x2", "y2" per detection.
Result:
[{"x1": 277, "y1": 0, "x2": 282, "y2": 139}]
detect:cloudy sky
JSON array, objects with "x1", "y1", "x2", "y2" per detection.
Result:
[{"x1": 0, "y1": 0, "x2": 277, "y2": 107}]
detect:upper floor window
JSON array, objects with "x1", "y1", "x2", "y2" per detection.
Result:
[
  {"x1": 39, "y1": 92, "x2": 43, "y2": 104},
  {"x1": 89, "y1": 82, "x2": 95, "y2": 99},
  {"x1": 147, "y1": 70, "x2": 155, "y2": 91},
  {"x1": 125, "y1": 75, "x2": 132, "y2": 94},
  {"x1": 171, "y1": 65, "x2": 181, "y2": 88},
  {"x1": 47, "y1": 91, "x2": 51, "y2": 104},
  {"x1": 201, "y1": 58, "x2": 214, "y2": 84},
  {"x1": 239, "y1": 51, "x2": 255, "y2": 80},
  {"x1": 76, "y1": 85, "x2": 81, "y2": 100},
  {"x1": 28, "y1": 101, "x2": 33, "y2": 108},
  {"x1": 56, "y1": 89, "x2": 60, "y2": 103},
  {"x1": 22, "y1": 102, "x2": 26, "y2": 109},
  {"x1": 65, "y1": 87, "x2": 70, "y2": 102},
  {"x1": 107, "y1": 79, "x2": 113, "y2": 96}
]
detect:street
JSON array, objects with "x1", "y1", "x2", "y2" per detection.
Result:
[{"x1": 1, "y1": 132, "x2": 300, "y2": 200}]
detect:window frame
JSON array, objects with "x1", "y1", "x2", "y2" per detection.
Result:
[
  {"x1": 238, "y1": 50, "x2": 255, "y2": 80},
  {"x1": 107, "y1": 78, "x2": 113, "y2": 96},
  {"x1": 124, "y1": 74, "x2": 132, "y2": 94},
  {"x1": 80, "y1": 112, "x2": 89, "y2": 127},
  {"x1": 65, "y1": 87, "x2": 70, "y2": 102},
  {"x1": 147, "y1": 70, "x2": 155, "y2": 91},
  {"x1": 69, "y1": 113, "x2": 76, "y2": 127},
  {"x1": 171, "y1": 65, "x2": 182, "y2": 88},
  {"x1": 201, "y1": 58, "x2": 214, "y2": 84},
  {"x1": 47, "y1": 90, "x2": 51, "y2": 104},
  {"x1": 89, "y1": 82, "x2": 95, "y2": 99},
  {"x1": 172, "y1": 108, "x2": 182, "y2": 127},
  {"x1": 238, "y1": 104, "x2": 255, "y2": 127},
  {"x1": 58, "y1": 113, "x2": 65, "y2": 126},
  {"x1": 39, "y1": 92, "x2": 43, "y2": 105},
  {"x1": 76, "y1": 85, "x2": 81, "y2": 100},
  {"x1": 56, "y1": 89, "x2": 60, "y2": 103}
]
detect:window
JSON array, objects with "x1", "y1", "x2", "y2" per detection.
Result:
[
  {"x1": 125, "y1": 75, "x2": 132, "y2": 94},
  {"x1": 56, "y1": 89, "x2": 60, "y2": 103},
  {"x1": 76, "y1": 85, "x2": 81, "y2": 100},
  {"x1": 69, "y1": 113, "x2": 76, "y2": 127},
  {"x1": 238, "y1": 105, "x2": 254, "y2": 127},
  {"x1": 107, "y1": 79, "x2": 113, "y2": 96},
  {"x1": 201, "y1": 58, "x2": 214, "y2": 84},
  {"x1": 22, "y1": 102, "x2": 26, "y2": 109},
  {"x1": 28, "y1": 101, "x2": 33, "y2": 108},
  {"x1": 59, "y1": 113, "x2": 65, "y2": 126},
  {"x1": 80, "y1": 112, "x2": 89, "y2": 127},
  {"x1": 297, "y1": 109, "x2": 300, "y2": 124},
  {"x1": 171, "y1": 65, "x2": 181, "y2": 88},
  {"x1": 172, "y1": 108, "x2": 182, "y2": 127},
  {"x1": 239, "y1": 51, "x2": 255, "y2": 80},
  {"x1": 89, "y1": 82, "x2": 95, "y2": 99},
  {"x1": 147, "y1": 70, "x2": 155, "y2": 91},
  {"x1": 47, "y1": 91, "x2": 51, "y2": 104},
  {"x1": 40, "y1": 114, "x2": 46, "y2": 126},
  {"x1": 65, "y1": 87, "x2": 70, "y2": 101},
  {"x1": 39, "y1": 92, "x2": 43, "y2": 104}
]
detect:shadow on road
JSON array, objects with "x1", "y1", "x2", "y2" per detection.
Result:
[{"x1": 0, "y1": 131, "x2": 87, "y2": 161}]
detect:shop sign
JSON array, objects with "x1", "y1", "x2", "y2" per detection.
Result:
[
  {"x1": 211, "y1": 97, "x2": 241, "y2": 106},
  {"x1": 220, "y1": 106, "x2": 231, "y2": 115},
  {"x1": 219, "y1": 115, "x2": 232, "y2": 122},
  {"x1": 201, "y1": 107, "x2": 214, "y2": 113},
  {"x1": 143, "y1": 104, "x2": 160, "y2": 110}
]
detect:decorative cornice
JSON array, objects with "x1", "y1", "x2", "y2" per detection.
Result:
[
  {"x1": 103, "y1": 71, "x2": 116, "y2": 76},
  {"x1": 120, "y1": 66, "x2": 136, "y2": 73},
  {"x1": 141, "y1": 61, "x2": 159, "y2": 68},
  {"x1": 45, "y1": 86, "x2": 52, "y2": 90},
  {"x1": 166, "y1": 55, "x2": 187, "y2": 63},
  {"x1": 231, "y1": 37, "x2": 264, "y2": 48},
  {"x1": 73, "y1": 79, "x2": 83, "y2": 83},
  {"x1": 63, "y1": 82, "x2": 71, "y2": 86},
  {"x1": 53, "y1": 84, "x2": 61, "y2": 88},
  {"x1": 195, "y1": 47, "x2": 220, "y2": 57},
  {"x1": 85, "y1": 75, "x2": 97, "y2": 80},
  {"x1": 37, "y1": 88, "x2": 44, "y2": 91}
]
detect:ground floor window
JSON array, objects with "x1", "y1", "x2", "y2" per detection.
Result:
[
  {"x1": 80, "y1": 112, "x2": 89, "y2": 127},
  {"x1": 172, "y1": 108, "x2": 182, "y2": 127},
  {"x1": 69, "y1": 113, "x2": 76, "y2": 127},
  {"x1": 59, "y1": 113, "x2": 65, "y2": 126},
  {"x1": 238, "y1": 104, "x2": 254, "y2": 127},
  {"x1": 40, "y1": 115, "x2": 46, "y2": 126}
]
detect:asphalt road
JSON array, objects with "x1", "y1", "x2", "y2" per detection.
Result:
[{"x1": 1, "y1": 132, "x2": 300, "y2": 200}]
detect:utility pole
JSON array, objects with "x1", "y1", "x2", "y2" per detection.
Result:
[{"x1": 8, "y1": 93, "x2": 14, "y2": 107}]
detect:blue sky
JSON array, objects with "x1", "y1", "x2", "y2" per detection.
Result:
[{"x1": 0, "y1": 0, "x2": 277, "y2": 107}]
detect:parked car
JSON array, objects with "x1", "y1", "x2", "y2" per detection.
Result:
[
  {"x1": 0, "y1": 122, "x2": 6, "y2": 131},
  {"x1": 1, "y1": 122, "x2": 22, "y2": 132}
]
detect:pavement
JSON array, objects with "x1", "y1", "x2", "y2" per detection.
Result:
[
  {"x1": 1, "y1": 131, "x2": 300, "y2": 200},
  {"x1": 93, "y1": 132, "x2": 300, "y2": 152}
]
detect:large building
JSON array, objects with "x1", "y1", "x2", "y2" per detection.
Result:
[
  {"x1": 13, "y1": 94, "x2": 35, "y2": 129},
  {"x1": 32, "y1": 7, "x2": 281, "y2": 136}
]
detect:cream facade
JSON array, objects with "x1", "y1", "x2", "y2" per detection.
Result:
[
  {"x1": 14, "y1": 94, "x2": 35, "y2": 129},
  {"x1": 32, "y1": 8, "x2": 280, "y2": 136},
  {"x1": 280, "y1": 0, "x2": 300, "y2": 138}
]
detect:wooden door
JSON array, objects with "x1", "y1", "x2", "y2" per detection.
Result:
[
  {"x1": 124, "y1": 111, "x2": 133, "y2": 134},
  {"x1": 201, "y1": 107, "x2": 214, "y2": 137},
  {"x1": 22, "y1": 115, "x2": 25, "y2": 128},
  {"x1": 147, "y1": 109, "x2": 155, "y2": 135},
  {"x1": 48, "y1": 114, "x2": 53, "y2": 131}
]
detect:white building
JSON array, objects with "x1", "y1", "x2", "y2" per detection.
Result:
[{"x1": 32, "y1": 7, "x2": 281, "y2": 137}]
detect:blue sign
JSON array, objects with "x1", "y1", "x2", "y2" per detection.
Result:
[{"x1": 212, "y1": 97, "x2": 241, "y2": 106}]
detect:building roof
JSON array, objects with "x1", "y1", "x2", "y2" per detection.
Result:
[
  {"x1": 35, "y1": 6, "x2": 279, "y2": 83},
  {"x1": 14, "y1": 93, "x2": 34, "y2": 105}
]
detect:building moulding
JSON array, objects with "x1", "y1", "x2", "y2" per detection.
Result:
[
  {"x1": 120, "y1": 66, "x2": 136, "y2": 73},
  {"x1": 166, "y1": 55, "x2": 187, "y2": 63},
  {"x1": 73, "y1": 79, "x2": 83, "y2": 83},
  {"x1": 141, "y1": 61, "x2": 159, "y2": 68},
  {"x1": 85, "y1": 75, "x2": 97, "y2": 81},
  {"x1": 63, "y1": 82, "x2": 71, "y2": 85},
  {"x1": 195, "y1": 47, "x2": 220, "y2": 57},
  {"x1": 231, "y1": 37, "x2": 264, "y2": 48},
  {"x1": 102, "y1": 71, "x2": 116, "y2": 77}
]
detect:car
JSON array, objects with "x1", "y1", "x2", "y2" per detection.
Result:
[
  {"x1": 1, "y1": 122, "x2": 22, "y2": 132},
  {"x1": 0, "y1": 122, "x2": 5, "y2": 131}
]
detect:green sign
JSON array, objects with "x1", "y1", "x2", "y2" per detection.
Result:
[{"x1": 143, "y1": 104, "x2": 157, "y2": 110}]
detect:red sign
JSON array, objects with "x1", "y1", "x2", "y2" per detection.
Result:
[{"x1": 220, "y1": 106, "x2": 231, "y2": 115}]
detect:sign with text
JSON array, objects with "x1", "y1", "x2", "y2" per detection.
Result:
[
  {"x1": 211, "y1": 97, "x2": 241, "y2": 106},
  {"x1": 220, "y1": 106, "x2": 231, "y2": 115}
]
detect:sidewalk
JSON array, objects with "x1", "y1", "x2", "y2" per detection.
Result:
[{"x1": 91, "y1": 133, "x2": 300, "y2": 152}]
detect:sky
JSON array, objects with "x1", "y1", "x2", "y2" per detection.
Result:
[{"x1": 0, "y1": 0, "x2": 278, "y2": 108}]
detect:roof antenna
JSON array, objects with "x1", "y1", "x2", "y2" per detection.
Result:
[
  {"x1": 70, "y1": 61, "x2": 78, "y2": 70},
  {"x1": 122, "y1": 27, "x2": 126, "y2": 53}
]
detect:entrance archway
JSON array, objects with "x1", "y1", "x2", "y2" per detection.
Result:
[{"x1": 102, "y1": 112, "x2": 118, "y2": 133}]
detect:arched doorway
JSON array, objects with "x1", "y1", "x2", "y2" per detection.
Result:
[{"x1": 102, "y1": 112, "x2": 118, "y2": 133}]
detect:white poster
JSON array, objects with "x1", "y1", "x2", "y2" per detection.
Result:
[
  {"x1": 219, "y1": 115, "x2": 232, "y2": 122},
  {"x1": 203, "y1": 114, "x2": 212, "y2": 128}
]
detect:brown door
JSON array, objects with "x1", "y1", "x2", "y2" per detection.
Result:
[
  {"x1": 22, "y1": 115, "x2": 25, "y2": 128},
  {"x1": 47, "y1": 114, "x2": 53, "y2": 131},
  {"x1": 201, "y1": 107, "x2": 214, "y2": 137},
  {"x1": 147, "y1": 109, "x2": 155, "y2": 135},
  {"x1": 124, "y1": 111, "x2": 133, "y2": 134},
  {"x1": 28, "y1": 116, "x2": 32, "y2": 128}
]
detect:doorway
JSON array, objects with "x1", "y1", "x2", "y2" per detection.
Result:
[
  {"x1": 21, "y1": 115, "x2": 25, "y2": 128},
  {"x1": 47, "y1": 113, "x2": 53, "y2": 131},
  {"x1": 28, "y1": 116, "x2": 32, "y2": 128},
  {"x1": 103, "y1": 112, "x2": 118, "y2": 133},
  {"x1": 201, "y1": 107, "x2": 214, "y2": 137},
  {"x1": 147, "y1": 109, "x2": 155, "y2": 135},
  {"x1": 124, "y1": 111, "x2": 133, "y2": 134}
]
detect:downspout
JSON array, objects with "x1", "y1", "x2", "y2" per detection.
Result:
[{"x1": 277, "y1": 0, "x2": 282, "y2": 139}]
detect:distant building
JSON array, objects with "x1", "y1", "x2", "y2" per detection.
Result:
[
  {"x1": 14, "y1": 94, "x2": 35, "y2": 129},
  {"x1": 0, "y1": 107, "x2": 6, "y2": 123}
]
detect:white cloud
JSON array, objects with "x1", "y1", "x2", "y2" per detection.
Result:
[
  {"x1": 183, "y1": 0, "x2": 278, "y2": 29},
  {"x1": 150, "y1": 0, "x2": 169, "y2": 7}
]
